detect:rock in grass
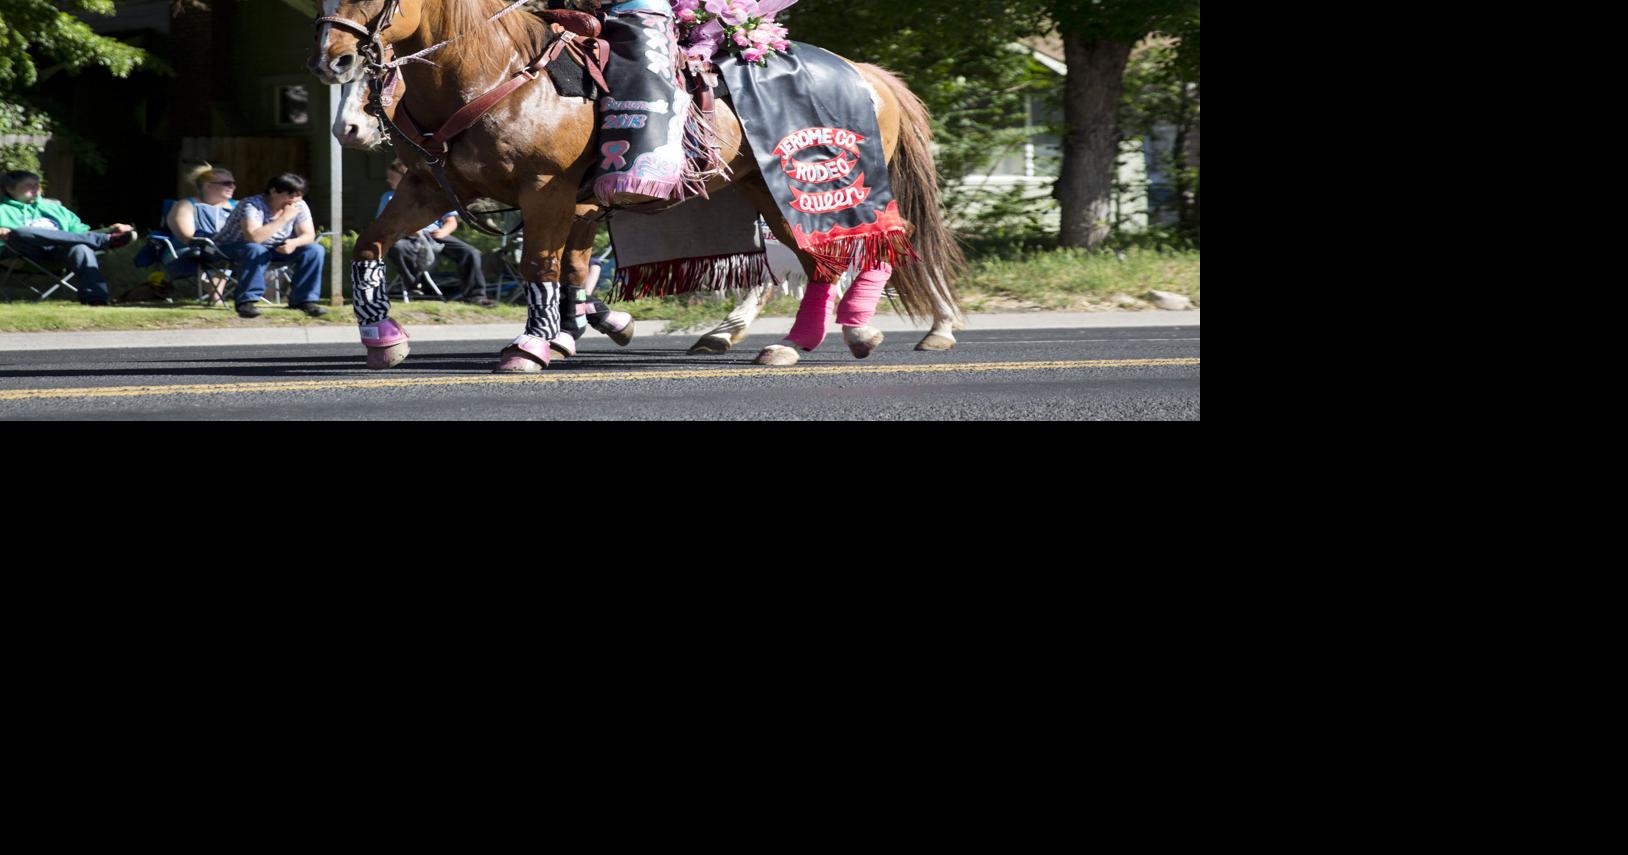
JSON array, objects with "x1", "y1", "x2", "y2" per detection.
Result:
[{"x1": 1146, "y1": 290, "x2": 1192, "y2": 311}]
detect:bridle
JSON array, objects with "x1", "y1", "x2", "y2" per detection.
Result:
[
  {"x1": 313, "y1": 0, "x2": 539, "y2": 236},
  {"x1": 315, "y1": 1, "x2": 412, "y2": 150}
]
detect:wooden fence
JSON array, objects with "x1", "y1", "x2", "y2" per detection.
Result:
[{"x1": 178, "y1": 137, "x2": 309, "y2": 200}]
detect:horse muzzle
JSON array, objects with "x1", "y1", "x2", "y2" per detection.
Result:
[{"x1": 310, "y1": 52, "x2": 363, "y2": 85}]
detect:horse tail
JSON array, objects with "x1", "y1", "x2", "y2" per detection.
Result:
[{"x1": 862, "y1": 64, "x2": 967, "y2": 329}]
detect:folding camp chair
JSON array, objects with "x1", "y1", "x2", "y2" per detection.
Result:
[
  {"x1": 495, "y1": 214, "x2": 528, "y2": 304},
  {"x1": 389, "y1": 267, "x2": 446, "y2": 304},
  {"x1": 0, "y1": 242, "x2": 97, "y2": 301}
]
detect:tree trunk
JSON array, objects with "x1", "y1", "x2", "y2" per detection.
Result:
[{"x1": 1056, "y1": 34, "x2": 1132, "y2": 249}]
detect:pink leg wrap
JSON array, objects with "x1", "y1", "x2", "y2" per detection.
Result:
[
  {"x1": 837, "y1": 263, "x2": 893, "y2": 328},
  {"x1": 785, "y1": 280, "x2": 839, "y2": 351}
]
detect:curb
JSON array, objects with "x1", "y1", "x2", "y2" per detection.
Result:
[{"x1": 0, "y1": 310, "x2": 1199, "y2": 352}]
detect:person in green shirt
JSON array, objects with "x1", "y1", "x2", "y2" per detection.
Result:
[{"x1": 0, "y1": 171, "x2": 137, "y2": 305}]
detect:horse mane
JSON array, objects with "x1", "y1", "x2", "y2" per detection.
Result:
[{"x1": 429, "y1": 0, "x2": 551, "y2": 76}]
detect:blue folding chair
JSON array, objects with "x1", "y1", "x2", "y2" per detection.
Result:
[{"x1": 135, "y1": 199, "x2": 242, "y2": 304}]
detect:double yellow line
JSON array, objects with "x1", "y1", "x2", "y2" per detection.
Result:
[{"x1": 0, "y1": 358, "x2": 1200, "y2": 402}]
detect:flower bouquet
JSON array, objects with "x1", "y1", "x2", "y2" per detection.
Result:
[{"x1": 672, "y1": 0, "x2": 795, "y2": 66}]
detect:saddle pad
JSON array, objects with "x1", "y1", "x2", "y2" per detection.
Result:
[
  {"x1": 717, "y1": 43, "x2": 915, "y2": 283},
  {"x1": 546, "y1": 41, "x2": 600, "y2": 100},
  {"x1": 608, "y1": 183, "x2": 768, "y2": 299}
]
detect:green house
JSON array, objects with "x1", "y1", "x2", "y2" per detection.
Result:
[{"x1": 44, "y1": 0, "x2": 391, "y2": 245}]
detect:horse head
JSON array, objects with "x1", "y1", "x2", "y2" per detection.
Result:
[
  {"x1": 310, "y1": 0, "x2": 425, "y2": 85},
  {"x1": 333, "y1": 76, "x2": 394, "y2": 149}
]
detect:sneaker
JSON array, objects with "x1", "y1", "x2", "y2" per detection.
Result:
[
  {"x1": 236, "y1": 302, "x2": 261, "y2": 318},
  {"x1": 461, "y1": 294, "x2": 497, "y2": 308},
  {"x1": 291, "y1": 302, "x2": 329, "y2": 317},
  {"x1": 107, "y1": 229, "x2": 137, "y2": 250}
]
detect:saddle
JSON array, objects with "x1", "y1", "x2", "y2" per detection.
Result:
[{"x1": 536, "y1": 8, "x2": 601, "y2": 40}]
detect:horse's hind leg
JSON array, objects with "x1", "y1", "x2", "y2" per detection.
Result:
[
  {"x1": 918, "y1": 288, "x2": 959, "y2": 351},
  {"x1": 353, "y1": 177, "x2": 446, "y2": 370},
  {"x1": 838, "y1": 263, "x2": 892, "y2": 359},
  {"x1": 688, "y1": 283, "x2": 770, "y2": 355}
]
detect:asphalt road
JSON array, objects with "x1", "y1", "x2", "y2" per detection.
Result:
[{"x1": 0, "y1": 325, "x2": 1200, "y2": 420}]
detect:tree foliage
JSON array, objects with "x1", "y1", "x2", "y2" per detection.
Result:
[
  {"x1": 783, "y1": 1, "x2": 1198, "y2": 246},
  {"x1": 0, "y1": 0, "x2": 151, "y2": 91},
  {"x1": 0, "y1": 1, "x2": 157, "y2": 172}
]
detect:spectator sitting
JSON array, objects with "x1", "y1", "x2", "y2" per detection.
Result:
[
  {"x1": 166, "y1": 165, "x2": 239, "y2": 304},
  {"x1": 380, "y1": 160, "x2": 495, "y2": 307},
  {"x1": 214, "y1": 172, "x2": 328, "y2": 318},
  {"x1": 0, "y1": 170, "x2": 137, "y2": 306}
]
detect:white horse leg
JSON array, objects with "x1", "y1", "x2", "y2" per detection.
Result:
[
  {"x1": 689, "y1": 283, "x2": 770, "y2": 355},
  {"x1": 916, "y1": 279, "x2": 961, "y2": 351}
]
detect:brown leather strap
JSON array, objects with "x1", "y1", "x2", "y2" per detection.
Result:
[
  {"x1": 416, "y1": 61, "x2": 546, "y2": 158},
  {"x1": 400, "y1": 27, "x2": 608, "y2": 158}
]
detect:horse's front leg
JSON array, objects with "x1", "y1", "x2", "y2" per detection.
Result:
[
  {"x1": 353, "y1": 176, "x2": 446, "y2": 370},
  {"x1": 494, "y1": 181, "x2": 578, "y2": 374}
]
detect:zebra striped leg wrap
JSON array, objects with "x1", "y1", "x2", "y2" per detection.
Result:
[
  {"x1": 523, "y1": 281, "x2": 562, "y2": 340},
  {"x1": 353, "y1": 260, "x2": 391, "y2": 326}
]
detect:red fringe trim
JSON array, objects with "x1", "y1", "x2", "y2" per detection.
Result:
[
  {"x1": 800, "y1": 230, "x2": 919, "y2": 284},
  {"x1": 788, "y1": 200, "x2": 921, "y2": 282},
  {"x1": 614, "y1": 252, "x2": 774, "y2": 301}
]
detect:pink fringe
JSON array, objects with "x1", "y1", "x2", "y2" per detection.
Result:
[
  {"x1": 681, "y1": 95, "x2": 729, "y2": 198},
  {"x1": 596, "y1": 175, "x2": 683, "y2": 205},
  {"x1": 614, "y1": 252, "x2": 773, "y2": 301}
]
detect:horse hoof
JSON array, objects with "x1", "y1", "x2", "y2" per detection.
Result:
[
  {"x1": 549, "y1": 334, "x2": 577, "y2": 359},
  {"x1": 688, "y1": 334, "x2": 732, "y2": 355},
  {"x1": 915, "y1": 333, "x2": 957, "y2": 351},
  {"x1": 844, "y1": 325, "x2": 885, "y2": 359},
  {"x1": 493, "y1": 343, "x2": 549, "y2": 374},
  {"x1": 754, "y1": 344, "x2": 800, "y2": 366},
  {"x1": 608, "y1": 320, "x2": 635, "y2": 347},
  {"x1": 366, "y1": 342, "x2": 410, "y2": 371}
]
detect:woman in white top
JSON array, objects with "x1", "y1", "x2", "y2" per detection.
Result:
[{"x1": 165, "y1": 165, "x2": 238, "y2": 302}]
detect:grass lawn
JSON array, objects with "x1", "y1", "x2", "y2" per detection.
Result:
[{"x1": 0, "y1": 248, "x2": 1198, "y2": 333}]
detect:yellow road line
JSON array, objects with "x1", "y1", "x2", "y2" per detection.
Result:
[{"x1": 0, "y1": 358, "x2": 1200, "y2": 402}]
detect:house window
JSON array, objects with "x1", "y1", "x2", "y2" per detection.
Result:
[{"x1": 275, "y1": 85, "x2": 311, "y2": 128}]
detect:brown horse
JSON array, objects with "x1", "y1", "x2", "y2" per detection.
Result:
[{"x1": 311, "y1": 0, "x2": 963, "y2": 370}]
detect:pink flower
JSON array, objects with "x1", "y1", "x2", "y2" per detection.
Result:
[{"x1": 742, "y1": 47, "x2": 766, "y2": 63}]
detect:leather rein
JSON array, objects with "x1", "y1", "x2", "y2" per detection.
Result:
[{"x1": 315, "y1": 1, "x2": 609, "y2": 237}]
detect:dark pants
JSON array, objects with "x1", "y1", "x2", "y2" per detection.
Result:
[
  {"x1": 2, "y1": 227, "x2": 111, "y2": 301},
  {"x1": 388, "y1": 234, "x2": 488, "y2": 300},
  {"x1": 223, "y1": 242, "x2": 326, "y2": 306}
]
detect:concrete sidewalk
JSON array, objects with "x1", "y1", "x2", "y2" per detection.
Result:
[{"x1": 0, "y1": 310, "x2": 1199, "y2": 352}]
